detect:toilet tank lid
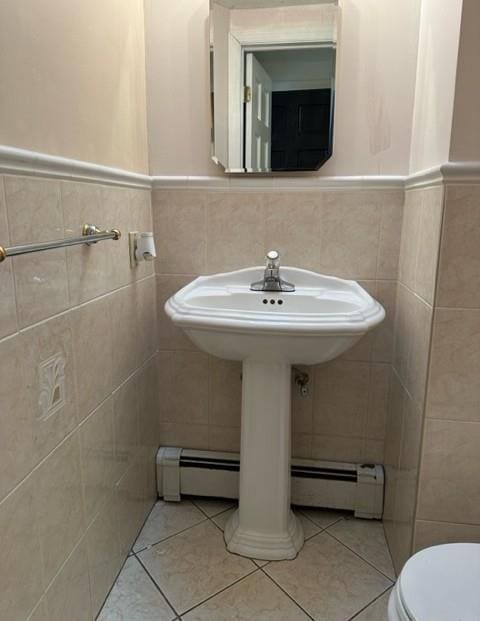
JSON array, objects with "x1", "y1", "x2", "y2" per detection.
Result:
[{"x1": 399, "y1": 543, "x2": 480, "y2": 621}]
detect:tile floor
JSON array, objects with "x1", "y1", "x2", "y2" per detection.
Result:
[{"x1": 98, "y1": 497, "x2": 395, "y2": 621}]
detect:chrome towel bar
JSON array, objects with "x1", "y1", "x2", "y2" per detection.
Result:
[{"x1": 0, "y1": 223, "x2": 121, "y2": 263}]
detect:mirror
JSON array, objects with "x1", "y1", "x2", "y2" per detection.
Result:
[{"x1": 210, "y1": 0, "x2": 338, "y2": 173}]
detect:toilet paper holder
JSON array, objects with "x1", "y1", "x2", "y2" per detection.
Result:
[{"x1": 129, "y1": 231, "x2": 157, "y2": 267}]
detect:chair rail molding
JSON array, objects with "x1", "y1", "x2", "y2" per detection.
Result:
[
  {"x1": 0, "y1": 145, "x2": 151, "y2": 189},
  {"x1": 1, "y1": 146, "x2": 478, "y2": 191}
]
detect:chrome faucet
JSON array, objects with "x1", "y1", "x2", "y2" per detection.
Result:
[{"x1": 250, "y1": 250, "x2": 295, "y2": 292}]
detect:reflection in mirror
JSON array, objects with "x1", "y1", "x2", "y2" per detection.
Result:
[{"x1": 210, "y1": 1, "x2": 338, "y2": 174}]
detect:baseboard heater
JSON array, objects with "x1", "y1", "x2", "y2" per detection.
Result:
[{"x1": 157, "y1": 448, "x2": 384, "y2": 519}]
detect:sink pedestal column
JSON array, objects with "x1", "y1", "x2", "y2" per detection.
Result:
[{"x1": 224, "y1": 359, "x2": 304, "y2": 560}]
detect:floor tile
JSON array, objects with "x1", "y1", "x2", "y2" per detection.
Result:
[
  {"x1": 138, "y1": 521, "x2": 255, "y2": 614},
  {"x1": 182, "y1": 571, "x2": 310, "y2": 621},
  {"x1": 133, "y1": 500, "x2": 206, "y2": 552},
  {"x1": 351, "y1": 589, "x2": 392, "y2": 620},
  {"x1": 327, "y1": 519, "x2": 395, "y2": 579},
  {"x1": 98, "y1": 556, "x2": 175, "y2": 621},
  {"x1": 265, "y1": 532, "x2": 391, "y2": 621},
  {"x1": 296, "y1": 512, "x2": 321, "y2": 540},
  {"x1": 211, "y1": 507, "x2": 235, "y2": 531},
  {"x1": 297, "y1": 507, "x2": 347, "y2": 530},
  {"x1": 252, "y1": 559, "x2": 270, "y2": 568},
  {"x1": 191, "y1": 497, "x2": 236, "y2": 517}
]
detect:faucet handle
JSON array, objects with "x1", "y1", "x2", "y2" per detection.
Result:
[{"x1": 266, "y1": 250, "x2": 280, "y2": 268}]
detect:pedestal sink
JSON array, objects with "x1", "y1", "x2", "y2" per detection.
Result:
[{"x1": 165, "y1": 265, "x2": 385, "y2": 560}]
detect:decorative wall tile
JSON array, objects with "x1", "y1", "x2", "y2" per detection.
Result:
[{"x1": 21, "y1": 314, "x2": 77, "y2": 462}]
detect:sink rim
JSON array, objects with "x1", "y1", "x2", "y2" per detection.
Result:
[{"x1": 165, "y1": 266, "x2": 385, "y2": 336}]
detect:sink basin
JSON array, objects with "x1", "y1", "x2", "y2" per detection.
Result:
[
  {"x1": 165, "y1": 266, "x2": 384, "y2": 364},
  {"x1": 165, "y1": 265, "x2": 384, "y2": 561}
]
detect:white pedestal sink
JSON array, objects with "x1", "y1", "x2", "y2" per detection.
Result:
[{"x1": 165, "y1": 266, "x2": 385, "y2": 560}]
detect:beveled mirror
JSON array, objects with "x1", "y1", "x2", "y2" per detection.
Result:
[{"x1": 210, "y1": 0, "x2": 338, "y2": 173}]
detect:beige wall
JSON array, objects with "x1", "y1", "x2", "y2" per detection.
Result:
[
  {"x1": 0, "y1": 175, "x2": 158, "y2": 619},
  {"x1": 145, "y1": 0, "x2": 421, "y2": 176},
  {"x1": 449, "y1": 0, "x2": 480, "y2": 162},
  {"x1": 0, "y1": 0, "x2": 149, "y2": 173},
  {"x1": 153, "y1": 187, "x2": 403, "y2": 462},
  {"x1": 409, "y1": 0, "x2": 463, "y2": 173}
]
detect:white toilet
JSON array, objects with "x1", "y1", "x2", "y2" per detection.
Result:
[{"x1": 388, "y1": 543, "x2": 480, "y2": 620}]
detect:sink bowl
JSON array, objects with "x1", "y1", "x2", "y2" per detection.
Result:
[
  {"x1": 165, "y1": 266, "x2": 384, "y2": 364},
  {"x1": 165, "y1": 265, "x2": 385, "y2": 561}
]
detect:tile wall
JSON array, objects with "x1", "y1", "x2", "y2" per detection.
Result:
[
  {"x1": 0, "y1": 175, "x2": 158, "y2": 620},
  {"x1": 414, "y1": 184, "x2": 480, "y2": 550},
  {"x1": 153, "y1": 188, "x2": 404, "y2": 464},
  {"x1": 382, "y1": 185, "x2": 444, "y2": 572},
  {"x1": 3, "y1": 175, "x2": 478, "y2": 614},
  {"x1": 384, "y1": 182, "x2": 480, "y2": 572}
]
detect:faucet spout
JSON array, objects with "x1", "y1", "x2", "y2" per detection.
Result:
[{"x1": 250, "y1": 250, "x2": 295, "y2": 292}]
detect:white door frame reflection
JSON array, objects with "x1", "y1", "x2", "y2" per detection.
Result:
[{"x1": 210, "y1": 1, "x2": 338, "y2": 173}]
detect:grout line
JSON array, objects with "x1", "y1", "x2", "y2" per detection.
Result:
[
  {"x1": 259, "y1": 566, "x2": 316, "y2": 621},
  {"x1": 208, "y1": 513, "x2": 232, "y2": 534},
  {"x1": 347, "y1": 585, "x2": 393, "y2": 620},
  {"x1": 94, "y1": 555, "x2": 130, "y2": 620},
  {"x1": 94, "y1": 496, "x2": 159, "y2": 619},
  {"x1": 192, "y1": 502, "x2": 236, "y2": 521},
  {"x1": 177, "y1": 566, "x2": 260, "y2": 617},
  {"x1": 134, "y1": 552, "x2": 181, "y2": 618},
  {"x1": 324, "y1": 530, "x2": 395, "y2": 583},
  {"x1": 0, "y1": 349, "x2": 159, "y2": 512},
  {"x1": 0, "y1": 271, "x2": 156, "y2": 346},
  {"x1": 133, "y1": 517, "x2": 210, "y2": 555},
  {"x1": 296, "y1": 507, "x2": 346, "y2": 533}
]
